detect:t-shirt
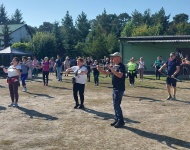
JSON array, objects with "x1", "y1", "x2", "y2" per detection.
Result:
[
  {"x1": 111, "y1": 62, "x2": 126, "y2": 91},
  {"x1": 8, "y1": 64, "x2": 21, "y2": 77},
  {"x1": 138, "y1": 61, "x2": 145, "y2": 69},
  {"x1": 71, "y1": 66, "x2": 87, "y2": 84},
  {"x1": 127, "y1": 62, "x2": 137, "y2": 71},
  {"x1": 155, "y1": 60, "x2": 162, "y2": 68},
  {"x1": 166, "y1": 59, "x2": 180, "y2": 76},
  {"x1": 42, "y1": 61, "x2": 50, "y2": 72},
  {"x1": 20, "y1": 62, "x2": 29, "y2": 74},
  {"x1": 56, "y1": 59, "x2": 62, "y2": 67},
  {"x1": 91, "y1": 64, "x2": 99, "y2": 74}
]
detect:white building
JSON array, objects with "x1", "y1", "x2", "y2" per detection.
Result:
[{"x1": 0, "y1": 24, "x2": 32, "y2": 48}]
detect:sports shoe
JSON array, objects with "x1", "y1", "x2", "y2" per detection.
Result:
[
  {"x1": 13, "y1": 103, "x2": 19, "y2": 108},
  {"x1": 79, "y1": 104, "x2": 85, "y2": 109},
  {"x1": 166, "y1": 95, "x2": 172, "y2": 100},
  {"x1": 22, "y1": 87, "x2": 27, "y2": 92},
  {"x1": 114, "y1": 121, "x2": 125, "y2": 128},
  {"x1": 74, "y1": 103, "x2": 79, "y2": 109},
  {"x1": 172, "y1": 95, "x2": 176, "y2": 100},
  {"x1": 110, "y1": 120, "x2": 118, "y2": 126},
  {"x1": 8, "y1": 103, "x2": 14, "y2": 107}
]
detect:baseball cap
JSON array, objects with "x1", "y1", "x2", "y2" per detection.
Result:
[{"x1": 110, "y1": 52, "x2": 122, "y2": 57}]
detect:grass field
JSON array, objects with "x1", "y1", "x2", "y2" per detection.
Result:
[{"x1": 0, "y1": 73, "x2": 190, "y2": 150}]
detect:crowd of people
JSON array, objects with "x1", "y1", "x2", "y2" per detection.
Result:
[{"x1": 0, "y1": 51, "x2": 189, "y2": 128}]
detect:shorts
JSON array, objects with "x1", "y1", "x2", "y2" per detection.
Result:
[{"x1": 166, "y1": 76, "x2": 177, "y2": 87}]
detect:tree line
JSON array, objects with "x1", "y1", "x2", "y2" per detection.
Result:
[{"x1": 0, "y1": 4, "x2": 190, "y2": 60}]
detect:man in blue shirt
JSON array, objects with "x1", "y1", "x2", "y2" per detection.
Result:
[{"x1": 159, "y1": 52, "x2": 180, "y2": 100}]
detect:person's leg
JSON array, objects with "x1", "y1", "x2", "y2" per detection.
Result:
[
  {"x1": 79, "y1": 84, "x2": 85, "y2": 108},
  {"x1": 129, "y1": 73, "x2": 132, "y2": 85},
  {"x1": 42, "y1": 71, "x2": 46, "y2": 85},
  {"x1": 46, "y1": 71, "x2": 49, "y2": 85},
  {"x1": 155, "y1": 69, "x2": 158, "y2": 79},
  {"x1": 73, "y1": 83, "x2": 79, "y2": 108},
  {"x1": 142, "y1": 68, "x2": 144, "y2": 80},
  {"x1": 93, "y1": 73, "x2": 96, "y2": 84},
  {"x1": 8, "y1": 84, "x2": 14, "y2": 104},
  {"x1": 97, "y1": 73, "x2": 99, "y2": 85},
  {"x1": 172, "y1": 78, "x2": 177, "y2": 99},
  {"x1": 13, "y1": 82, "x2": 19, "y2": 104},
  {"x1": 112, "y1": 89, "x2": 124, "y2": 127},
  {"x1": 131, "y1": 73, "x2": 135, "y2": 85},
  {"x1": 166, "y1": 77, "x2": 172, "y2": 100}
]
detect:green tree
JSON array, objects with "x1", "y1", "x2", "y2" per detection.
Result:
[
  {"x1": 61, "y1": 11, "x2": 77, "y2": 56},
  {"x1": 2, "y1": 24, "x2": 12, "y2": 47},
  {"x1": 106, "y1": 33, "x2": 119, "y2": 53},
  {"x1": 75, "y1": 11, "x2": 90, "y2": 42},
  {"x1": 121, "y1": 21, "x2": 135, "y2": 37},
  {"x1": 131, "y1": 9, "x2": 143, "y2": 26},
  {"x1": 151, "y1": 7, "x2": 170, "y2": 35},
  {"x1": 10, "y1": 9, "x2": 25, "y2": 24},
  {"x1": 38, "y1": 22, "x2": 54, "y2": 32},
  {"x1": 52, "y1": 21, "x2": 63, "y2": 54},
  {"x1": 0, "y1": 4, "x2": 8, "y2": 24},
  {"x1": 173, "y1": 13, "x2": 189, "y2": 24},
  {"x1": 132, "y1": 24, "x2": 149, "y2": 36},
  {"x1": 31, "y1": 32, "x2": 57, "y2": 58},
  {"x1": 11, "y1": 42, "x2": 32, "y2": 52}
]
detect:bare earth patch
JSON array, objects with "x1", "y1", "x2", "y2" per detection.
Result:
[{"x1": 0, "y1": 74, "x2": 189, "y2": 150}]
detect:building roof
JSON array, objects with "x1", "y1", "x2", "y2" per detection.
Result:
[
  {"x1": 0, "y1": 24, "x2": 25, "y2": 35},
  {"x1": 0, "y1": 46, "x2": 33, "y2": 55},
  {"x1": 119, "y1": 35, "x2": 190, "y2": 43}
]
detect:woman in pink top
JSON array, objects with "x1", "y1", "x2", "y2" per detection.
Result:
[{"x1": 42, "y1": 57, "x2": 50, "y2": 86}]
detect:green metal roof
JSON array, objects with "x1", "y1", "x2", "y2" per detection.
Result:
[{"x1": 0, "y1": 24, "x2": 25, "y2": 35}]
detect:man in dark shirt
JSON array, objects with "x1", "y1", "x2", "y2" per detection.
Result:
[
  {"x1": 97, "y1": 52, "x2": 126, "y2": 128},
  {"x1": 159, "y1": 52, "x2": 180, "y2": 100}
]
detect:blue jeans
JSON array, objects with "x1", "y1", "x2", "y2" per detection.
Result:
[
  {"x1": 56, "y1": 66, "x2": 62, "y2": 80},
  {"x1": 112, "y1": 89, "x2": 124, "y2": 122},
  {"x1": 21, "y1": 73, "x2": 28, "y2": 87}
]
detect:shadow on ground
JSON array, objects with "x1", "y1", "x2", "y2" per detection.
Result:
[
  {"x1": 48, "y1": 85, "x2": 71, "y2": 90},
  {"x1": 83, "y1": 108, "x2": 140, "y2": 124},
  {"x1": 0, "y1": 106, "x2": 6, "y2": 111},
  {"x1": 26, "y1": 92, "x2": 54, "y2": 99},
  {"x1": 124, "y1": 94, "x2": 162, "y2": 102},
  {"x1": 17, "y1": 106, "x2": 58, "y2": 120},
  {"x1": 123, "y1": 126, "x2": 190, "y2": 150}
]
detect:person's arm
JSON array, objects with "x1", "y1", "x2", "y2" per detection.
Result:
[
  {"x1": 97, "y1": 65, "x2": 110, "y2": 76},
  {"x1": 158, "y1": 63, "x2": 167, "y2": 72},
  {"x1": 0, "y1": 66, "x2": 8, "y2": 73},
  {"x1": 108, "y1": 65, "x2": 123, "y2": 78},
  {"x1": 65, "y1": 68, "x2": 73, "y2": 75},
  {"x1": 78, "y1": 68, "x2": 88, "y2": 75},
  {"x1": 171, "y1": 66, "x2": 180, "y2": 78}
]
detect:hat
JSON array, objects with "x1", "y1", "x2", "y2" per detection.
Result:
[{"x1": 110, "y1": 52, "x2": 122, "y2": 57}]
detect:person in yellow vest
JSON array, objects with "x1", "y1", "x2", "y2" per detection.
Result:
[{"x1": 126, "y1": 57, "x2": 137, "y2": 87}]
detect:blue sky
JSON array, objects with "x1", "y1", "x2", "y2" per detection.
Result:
[{"x1": 1, "y1": 0, "x2": 190, "y2": 27}]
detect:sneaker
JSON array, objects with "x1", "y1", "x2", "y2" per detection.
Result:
[
  {"x1": 74, "y1": 103, "x2": 79, "y2": 109},
  {"x1": 8, "y1": 103, "x2": 14, "y2": 107},
  {"x1": 13, "y1": 103, "x2": 18, "y2": 108},
  {"x1": 130, "y1": 84, "x2": 132, "y2": 86},
  {"x1": 114, "y1": 121, "x2": 125, "y2": 128},
  {"x1": 79, "y1": 104, "x2": 85, "y2": 109},
  {"x1": 110, "y1": 120, "x2": 118, "y2": 126},
  {"x1": 172, "y1": 95, "x2": 176, "y2": 100},
  {"x1": 22, "y1": 87, "x2": 27, "y2": 92},
  {"x1": 166, "y1": 95, "x2": 172, "y2": 100}
]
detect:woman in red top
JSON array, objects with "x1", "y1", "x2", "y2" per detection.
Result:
[{"x1": 42, "y1": 57, "x2": 50, "y2": 86}]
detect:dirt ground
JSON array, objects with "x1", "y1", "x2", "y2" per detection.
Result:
[{"x1": 0, "y1": 74, "x2": 189, "y2": 150}]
